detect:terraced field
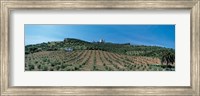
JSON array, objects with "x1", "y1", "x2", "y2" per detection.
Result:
[{"x1": 25, "y1": 50, "x2": 167, "y2": 71}]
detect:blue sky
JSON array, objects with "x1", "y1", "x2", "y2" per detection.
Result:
[{"x1": 25, "y1": 24, "x2": 175, "y2": 49}]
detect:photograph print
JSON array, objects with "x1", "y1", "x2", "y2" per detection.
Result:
[{"x1": 25, "y1": 24, "x2": 175, "y2": 71}]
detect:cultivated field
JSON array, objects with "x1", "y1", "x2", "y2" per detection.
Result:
[{"x1": 25, "y1": 50, "x2": 168, "y2": 71}]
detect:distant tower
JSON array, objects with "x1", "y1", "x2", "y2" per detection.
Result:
[
  {"x1": 99, "y1": 39, "x2": 104, "y2": 43},
  {"x1": 64, "y1": 38, "x2": 68, "y2": 42}
]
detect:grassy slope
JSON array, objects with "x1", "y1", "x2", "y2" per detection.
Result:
[
  {"x1": 25, "y1": 38, "x2": 175, "y2": 71},
  {"x1": 25, "y1": 38, "x2": 175, "y2": 58}
]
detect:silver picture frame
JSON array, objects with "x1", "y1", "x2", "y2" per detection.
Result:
[{"x1": 0, "y1": 0, "x2": 199, "y2": 95}]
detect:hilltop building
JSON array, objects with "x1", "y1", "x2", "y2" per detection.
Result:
[
  {"x1": 64, "y1": 38, "x2": 69, "y2": 42},
  {"x1": 64, "y1": 47, "x2": 73, "y2": 52},
  {"x1": 99, "y1": 39, "x2": 105, "y2": 43}
]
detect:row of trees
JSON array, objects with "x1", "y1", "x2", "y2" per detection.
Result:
[{"x1": 161, "y1": 51, "x2": 175, "y2": 65}]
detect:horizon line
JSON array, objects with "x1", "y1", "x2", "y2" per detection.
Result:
[{"x1": 25, "y1": 38, "x2": 175, "y2": 49}]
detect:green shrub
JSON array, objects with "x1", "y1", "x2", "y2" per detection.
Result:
[
  {"x1": 61, "y1": 64, "x2": 66, "y2": 69},
  {"x1": 28, "y1": 64, "x2": 34, "y2": 70},
  {"x1": 56, "y1": 65, "x2": 61, "y2": 70},
  {"x1": 41, "y1": 65, "x2": 48, "y2": 71},
  {"x1": 35, "y1": 61, "x2": 38, "y2": 64},
  {"x1": 51, "y1": 63, "x2": 55, "y2": 67},
  {"x1": 50, "y1": 67, "x2": 54, "y2": 71},
  {"x1": 37, "y1": 64, "x2": 41, "y2": 69},
  {"x1": 74, "y1": 67, "x2": 79, "y2": 70}
]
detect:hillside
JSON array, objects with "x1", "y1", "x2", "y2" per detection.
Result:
[
  {"x1": 25, "y1": 38, "x2": 175, "y2": 71},
  {"x1": 25, "y1": 38, "x2": 175, "y2": 58}
]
